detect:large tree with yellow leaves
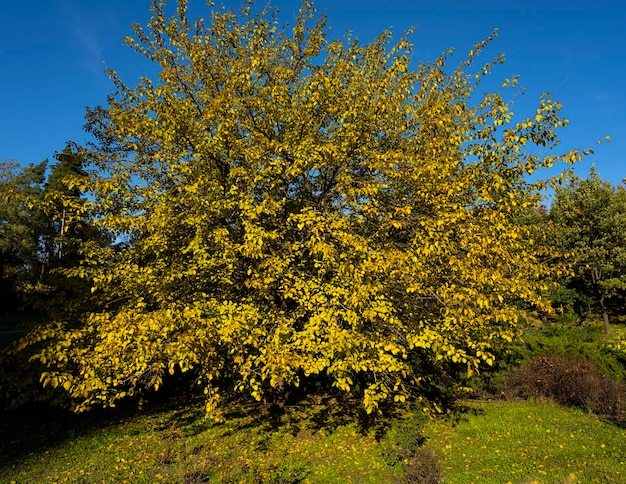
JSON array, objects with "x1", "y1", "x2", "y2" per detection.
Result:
[{"x1": 15, "y1": 0, "x2": 586, "y2": 418}]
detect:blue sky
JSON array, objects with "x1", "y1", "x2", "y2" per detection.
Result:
[{"x1": 1, "y1": 0, "x2": 624, "y2": 186}]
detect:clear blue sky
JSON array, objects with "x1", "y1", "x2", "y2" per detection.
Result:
[{"x1": 1, "y1": 0, "x2": 624, "y2": 186}]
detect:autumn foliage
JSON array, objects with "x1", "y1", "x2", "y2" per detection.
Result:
[{"x1": 12, "y1": 0, "x2": 586, "y2": 418}]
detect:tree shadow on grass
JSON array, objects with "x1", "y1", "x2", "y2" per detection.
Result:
[
  {"x1": 0, "y1": 402, "x2": 122, "y2": 466},
  {"x1": 275, "y1": 391, "x2": 405, "y2": 442},
  {"x1": 441, "y1": 400, "x2": 486, "y2": 427},
  {"x1": 0, "y1": 390, "x2": 208, "y2": 471},
  {"x1": 0, "y1": 383, "x2": 418, "y2": 476},
  {"x1": 0, "y1": 386, "x2": 364, "y2": 470}
]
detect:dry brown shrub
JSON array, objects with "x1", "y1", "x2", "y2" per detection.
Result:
[{"x1": 506, "y1": 354, "x2": 626, "y2": 423}]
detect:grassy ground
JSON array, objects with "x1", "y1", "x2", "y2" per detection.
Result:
[
  {"x1": 0, "y1": 394, "x2": 406, "y2": 483},
  {"x1": 427, "y1": 399, "x2": 625, "y2": 483},
  {"x1": 1, "y1": 394, "x2": 624, "y2": 483},
  {"x1": 1, "y1": 317, "x2": 624, "y2": 482}
]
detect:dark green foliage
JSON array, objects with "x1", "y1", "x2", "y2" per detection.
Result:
[
  {"x1": 39, "y1": 145, "x2": 111, "y2": 276},
  {"x1": 0, "y1": 160, "x2": 47, "y2": 312},
  {"x1": 0, "y1": 146, "x2": 107, "y2": 317},
  {"x1": 549, "y1": 167, "x2": 626, "y2": 333},
  {"x1": 40, "y1": 145, "x2": 86, "y2": 273},
  {"x1": 0, "y1": 146, "x2": 112, "y2": 411},
  {"x1": 518, "y1": 323, "x2": 626, "y2": 380},
  {"x1": 0, "y1": 333, "x2": 69, "y2": 410},
  {"x1": 468, "y1": 320, "x2": 626, "y2": 403},
  {"x1": 34, "y1": 145, "x2": 113, "y2": 317}
]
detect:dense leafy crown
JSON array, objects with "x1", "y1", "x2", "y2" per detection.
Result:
[
  {"x1": 550, "y1": 168, "x2": 626, "y2": 334},
  {"x1": 17, "y1": 0, "x2": 584, "y2": 418}
]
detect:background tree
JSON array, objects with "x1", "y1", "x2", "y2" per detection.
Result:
[
  {"x1": 40, "y1": 145, "x2": 87, "y2": 272},
  {"x1": 16, "y1": 0, "x2": 588, "y2": 418},
  {"x1": 0, "y1": 146, "x2": 104, "y2": 316},
  {"x1": 0, "y1": 160, "x2": 46, "y2": 313},
  {"x1": 0, "y1": 148, "x2": 109, "y2": 410},
  {"x1": 34, "y1": 144, "x2": 110, "y2": 319},
  {"x1": 549, "y1": 167, "x2": 626, "y2": 334}
]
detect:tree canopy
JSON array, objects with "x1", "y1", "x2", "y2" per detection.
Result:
[
  {"x1": 13, "y1": 0, "x2": 588, "y2": 418},
  {"x1": 0, "y1": 160, "x2": 46, "y2": 310},
  {"x1": 550, "y1": 167, "x2": 626, "y2": 334},
  {"x1": 0, "y1": 145, "x2": 99, "y2": 310}
]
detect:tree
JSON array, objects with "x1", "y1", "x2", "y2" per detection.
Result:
[
  {"x1": 0, "y1": 149, "x2": 108, "y2": 409},
  {"x1": 0, "y1": 147, "x2": 103, "y2": 314},
  {"x1": 549, "y1": 167, "x2": 626, "y2": 334},
  {"x1": 16, "y1": 0, "x2": 587, "y2": 418},
  {"x1": 40, "y1": 145, "x2": 88, "y2": 272},
  {"x1": 32, "y1": 144, "x2": 112, "y2": 319},
  {"x1": 0, "y1": 160, "x2": 46, "y2": 312}
]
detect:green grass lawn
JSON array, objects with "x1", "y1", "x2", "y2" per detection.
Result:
[
  {"x1": 1, "y1": 394, "x2": 624, "y2": 483},
  {"x1": 0, "y1": 394, "x2": 405, "y2": 483},
  {"x1": 426, "y1": 399, "x2": 625, "y2": 484}
]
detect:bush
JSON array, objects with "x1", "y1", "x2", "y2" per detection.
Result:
[
  {"x1": 402, "y1": 447, "x2": 442, "y2": 484},
  {"x1": 382, "y1": 410, "x2": 442, "y2": 483},
  {"x1": 468, "y1": 321, "x2": 626, "y2": 401},
  {"x1": 506, "y1": 354, "x2": 626, "y2": 423}
]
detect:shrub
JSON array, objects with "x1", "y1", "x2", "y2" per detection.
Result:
[
  {"x1": 402, "y1": 447, "x2": 442, "y2": 484},
  {"x1": 382, "y1": 410, "x2": 442, "y2": 483},
  {"x1": 468, "y1": 321, "x2": 626, "y2": 401},
  {"x1": 506, "y1": 354, "x2": 626, "y2": 423}
]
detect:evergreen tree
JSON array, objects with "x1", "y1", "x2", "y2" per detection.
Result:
[
  {"x1": 0, "y1": 160, "x2": 46, "y2": 312},
  {"x1": 550, "y1": 167, "x2": 626, "y2": 334}
]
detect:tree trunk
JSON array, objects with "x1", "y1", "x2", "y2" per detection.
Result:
[
  {"x1": 602, "y1": 310, "x2": 610, "y2": 335},
  {"x1": 600, "y1": 295, "x2": 611, "y2": 334},
  {"x1": 262, "y1": 377, "x2": 288, "y2": 418}
]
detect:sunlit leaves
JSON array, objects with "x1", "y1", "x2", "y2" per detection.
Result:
[{"x1": 18, "y1": 0, "x2": 582, "y2": 417}]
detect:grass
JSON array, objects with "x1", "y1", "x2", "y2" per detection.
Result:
[
  {"x1": 0, "y1": 394, "x2": 406, "y2": 483},
  {"x1": 1, "y1": 394, "x2": 625, "y2": 483},
  {"x1": 426, "y1": 399, "x2": 626, "y2": 484},
  {"x1": 1, "y1": 317, "x2": 625, "y2": 482}
]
